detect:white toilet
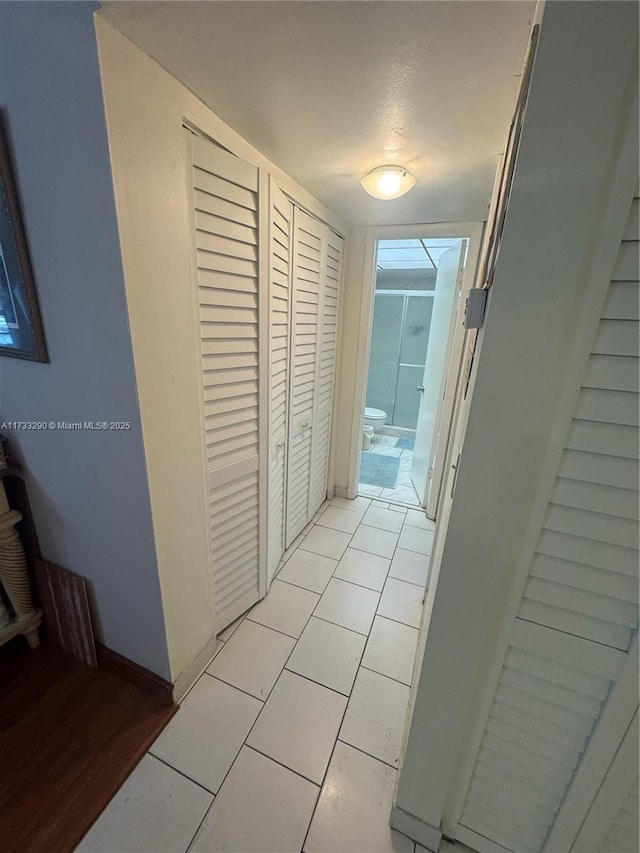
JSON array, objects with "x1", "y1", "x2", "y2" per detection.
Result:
[{"x1": 364, "y1": 407, "x2": 387, "y2": 431}]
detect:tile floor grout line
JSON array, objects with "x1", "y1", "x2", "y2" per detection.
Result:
[
  {"x1": 207, "y1": 571, "x2": 337, "y2": 848},
  {"x1": 146, "y1": 751, "x2": 217, "y2": 798},
  {"x1": 186, "y1": 599, "x2": 318, "y2": 850},
  {"x1": 272, "y1": 573, "x2": 334, "y2": 597},
  {"x1": 373, "y1": 611, "x2": 423, "y2": 631},
  {"x1": 201, "y1": 670, "x2": 267, "y2": 704},
  {"x1": 359, "y1": 663, "x2": 413, "y2": 690},
  {"x1": 236, "y1": 560, "x2": 336, "y2": 782},
  {"x1": 299, "y1": 662, "x2": 359, "y2": 853},
  {"x1": 376, "y1": 612, "x2": 421, "y2": 631},
  {"x1": 331, "y1": 573, "x2": 387, "y2": 594},
  {"x1": 296, "y1": 511, "x2": 383, "y2": 851},
  {"x1": 243, "y1": 743, "x2": 322, "y2": 789},
  {"x1": 282, "y1": 664, "x2": 355, "y2": 699},
  {"x1": 334, "y1": 737, "x2": 403, "y2": 773},
  {"x1": 185, "y1": 798, "x2": 216, "y2": 853},
  {"x1": 307, "y1": 612, "x2": 371, "y2": 638},
  {"x1": 300, "y1": 512, "x2": 401, "y2": 852},
  {"x1": 245, "y1": 612, "x2": 306, "y2": 642}
]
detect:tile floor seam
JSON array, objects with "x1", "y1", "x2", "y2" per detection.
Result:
[
  {"x1": 359, "y1": 663, "x2": 412, "y2": 689},
  {"x1": 245, "y1": 613, "x2": 304, "y2": 641},
  {"x1": 307, "y1": 612, "x2": 370, "y2": 638},
  {"x1": 187, "y1": 611, "x2": 317, "y2": 846},
  {"x1": 283, "y1": 610, "x2": 368, "y2": 698},
  {"x1": 185, "y1": 796, "x2": 216, "y2": 853},
  {"x1": 146, "y1": 751, "x2": 217, "y2": 798},
  {"x1": 373, "y1": 611, "x2": 424, "y2": 631},
  {"x1": 282, "y1": 520, "x2": 384, "y2": 850},
  {"x1": 330, "y1": 573, "x2": 389, "y2": 594},
  {"x1": 299, "y1": 666, "x2": 358, "y2": 853},
  {"x1": 388, "y1": 567, "x2": 430, "y2": 585},
  {"x1": 244, "y1": 743, "x2": 322, "y2": 790},
  {"x1": 334, "y1": 737, "x2": 404, "y2": 772},
  {"x1": 272, "y1": 573, "x2": 334, "y2": 597},
  {"x1": 358, "y1": 491, "x2": 422, "y2": 511},
  {"x1": 238, "y1": 577, "x2": 330, "y2": 764},
  {"x1": 201, "y1": 670, "x2": 268, "y2": 704},
  {"x1": 281, "y1": 665, "x2": 355, "y2": 700}
]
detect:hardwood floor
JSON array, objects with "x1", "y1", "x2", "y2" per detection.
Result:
[{"x1": 0, "y1": 639, "x2": 176, "y2": 853}]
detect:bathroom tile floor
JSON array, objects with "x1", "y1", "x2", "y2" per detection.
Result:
[
  {"x1": 359, "y1": 433, "x2": 421, "y2": 506},
  {"x1": 78, "y1": 497, "x2": 437, "y2": 853}
]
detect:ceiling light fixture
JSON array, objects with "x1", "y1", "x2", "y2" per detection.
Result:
[{"x1": 360, "y1": 165, "x2": 416, "y2": 200}]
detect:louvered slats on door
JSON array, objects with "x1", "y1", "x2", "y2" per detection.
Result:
[
  {"x1": 189, "y1": 132, "x2": 263, "y2": 632},
  {"x1": 286, "y1": 209, "x2": 324, "y2": 546},
  {"x1": 309, "y1": 230, "x2": 343, "y2": 514},
  {"x1": 268, "y1": 179, "x2": 292, "y2": 581},
  {"x1": 457, "y1": 194, "x2": 639, "y2": 853}
]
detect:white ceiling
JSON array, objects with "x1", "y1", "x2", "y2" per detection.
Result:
[{"x1": 99, "y1": 1, "x2": 536, "y2": 227}]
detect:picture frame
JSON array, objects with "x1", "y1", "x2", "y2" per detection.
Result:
[{"x1": 0, "y1": 119, "x2": 48, "y2": 362}]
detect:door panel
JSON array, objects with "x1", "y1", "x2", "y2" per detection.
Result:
[
  {"x1": 310, "y1": 229, "x2": 344, "y2": 515},
  {"x1": 286, "y1": 209, "x2": 324, "y2": 545},
  {"x1": 268, "y1": 179, "x2": 292, "y2": 582},
  {"x1": 411, "y1": 242, "x2": 465, "y2": 504},
  {"x1": 189, "y1": 132, "x2": 263, "y2": 633}
]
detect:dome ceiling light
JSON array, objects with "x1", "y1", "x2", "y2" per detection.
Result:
[{"x1": 360, "y1": 165, "x2": 416, "y2": 200}]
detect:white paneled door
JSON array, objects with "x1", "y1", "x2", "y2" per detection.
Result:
[
  {"x1": 285, "y1": 210, "x2": 343, "y2": 547},
  {"x1": 456, "y1": 191, "x2": 639, "y2": 853},
  {"x1": 188, "y1": 131, "x2": 265, "y2": 633},
  {"x1": 310, "y1": 229, "x2": 344, "y2": 513},
  {"x1": 411, "y1": 241, "x2": 465, "y2": 506},
  {"x1": 268, "y1": 179, "x2": 293, "y2": 582},
  {"x1": 285, "y1": 209, "x2": 323, "y2": 546},
  {"x1": 187, "y1": 129, "x2": 343, "y2": 618}
]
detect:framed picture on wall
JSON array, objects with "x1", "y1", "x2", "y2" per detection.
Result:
[{"x1": 0, "y1": 120, "x2": 48, "y2": 362}]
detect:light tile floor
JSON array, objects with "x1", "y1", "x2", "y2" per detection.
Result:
[
  {"x1": 79, "y1": 497, "x2": 437, "y2": 853},
  {"x1": 359, "y1": 433, "x2": 421, "y2": 506}
]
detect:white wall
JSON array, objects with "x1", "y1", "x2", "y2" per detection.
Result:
[
  {"x1": 393, "y1": 0, "x2": 639, "y2": 844},
  {"x1": 95, "y1": 15, "x2": 344, "y2": 689},
  {"x1": 0, "y1": 2, "x2": 169, "y2": 676}
]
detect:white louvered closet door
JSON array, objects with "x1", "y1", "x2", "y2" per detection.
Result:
[
  {"x1": 456, "y1": 192, "x2": 639, "y2": 853},
  {"x1": 188, "y1": 132, "x2": 265, "y2": 633},
  {"x1": 309, "y1": 228, "x2": 344, "y2": 515},
  {"x1": 285, "y1": 208, "x2": 324, "y2": 546},
  {"x1": 268, "y1": 178, "x2": 292, "y2": 581}
]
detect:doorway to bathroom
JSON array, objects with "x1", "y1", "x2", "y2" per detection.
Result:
[{"x1": 357, "y1": 225, "x2": 483, "y2": 515}]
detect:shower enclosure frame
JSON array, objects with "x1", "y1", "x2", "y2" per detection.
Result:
[{"x1": 367, "y1": 289, "x2": 435, "y2": 431}]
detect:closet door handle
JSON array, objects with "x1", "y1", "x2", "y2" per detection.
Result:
[{"x1": 416, "y1": 385, "x2": 425, "y2": 393}]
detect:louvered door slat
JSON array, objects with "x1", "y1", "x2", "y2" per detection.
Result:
[
  {"x1": 309, "y1": 229, "x2": 344, "y2": 515},
  {"x1": 459, "y1": 192, "x2": 639, "y2": 852},
  {"x1": 268, "y1": 179, "x2": 292, "y2": 581},
  {"x1": 285, "y1": 209, "x2": 323, "y2": 546},
  {"x1": 189, "y1": 132, "x2": 262, "y2": 632}
]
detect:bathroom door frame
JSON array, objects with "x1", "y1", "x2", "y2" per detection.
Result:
[{"x1": 350, "y1": 222, "x2": 484, "y2": 510}]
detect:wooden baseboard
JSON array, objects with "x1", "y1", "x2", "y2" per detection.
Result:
[{"x1": 96, "y1": 643, "x2": 174, "y2": 707}]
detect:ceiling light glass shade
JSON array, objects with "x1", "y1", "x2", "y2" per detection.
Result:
[{"x1": 360, "y1": 166, "x2": 416, "y2": 200}]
